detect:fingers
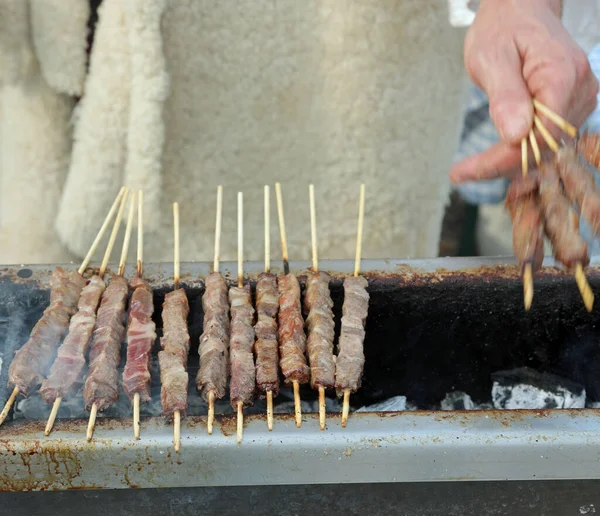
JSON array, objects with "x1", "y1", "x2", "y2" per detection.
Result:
[
  {"x1": 465, "y1": 35, "x2": 533, "y2": 144},
  {"x1": 450, "y1": 141, "x2": 521, "y2": 184}
]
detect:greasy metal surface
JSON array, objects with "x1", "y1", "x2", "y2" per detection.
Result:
[
  {"x1": 2, "y1": 410, "x2": 600, "y2": 491},
  {"x1": 1, "y1": 257, "x2": 600, "y2": 491}
]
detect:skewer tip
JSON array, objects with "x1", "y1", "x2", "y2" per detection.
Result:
[
  {"x1": 237, "y1": 402, "x2": 243, "y2": 444},
  {"x1": 318, "y1": 386, "x2": 326, "y2": 431},
  {"x1": 341, "y1": 389, "x2": 350, "y2": 428},
  {"x1": 293, "y1": 380, "x2": 302, "y2": 428},
  {"x1": 208, "y1": 391, "x2": 215, "y2": 435},
  {"x1": 45, "y1": 397, "x2": 62, "y2": 436},
  {"x1": 86, "y1": 403, "x2": 98, "y2": 442},
  {"x1": 523, "y1": 263, "x2": 533, "y2": 311},
  {"x1": 133, "y1": 392, "x2": 141, "y2": 440},
  {"x1": 266, "y1": 390, "x2": 274, "y2": 431},
  {"x1": 0, "y1": 387, "x2": 19, "y2": 427},
  {"x1": 174, "y1": 410, "x2": 181, "y2": 452},
  {"x1": 575, "y1": 264, "x2": 594, "y2": 312}
]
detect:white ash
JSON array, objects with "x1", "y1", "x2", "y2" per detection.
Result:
[
  {"x1": 441, "y1": 391, "x2": 475, "y2": 410},
  {"x1": 491, "y1": 367, "x2": 586, "y2": 410},
  {"x1": 587, "y1": 402, "x2": 600, "y2": 409},
  {"x1": 356, "y1": 396, "x2": 408, "y2": 412}
]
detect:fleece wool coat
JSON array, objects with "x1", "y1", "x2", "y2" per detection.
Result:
[{"x1": 0, "y1": 0, "x2": 468, "y2": 265}]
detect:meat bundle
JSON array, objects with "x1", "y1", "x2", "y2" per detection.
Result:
[
  {"x1": 335, "y1": 276, "x2": 370, "y2": 397},
  {"x1": 7, "y1": 268, "x2": 86, "y2": 397},
  {"x1": 506, "y1": 133, "x2": 600, "y2": 308},
  {"x1": 39, "y1": 275, "x2": 106, "y2": 403},
  {"x1": 123, "y1": 276, "x2": 157, "y2": 403},
  {"x1": 196, "y1": 272, "x2": 230, "y2": 401},
  {"x1": 277, "y1": 273, "x2": 309, "y2": 385},
  {"x1": 229, "y1": 284, "x2": 256, "y2": 409},
  {"x1": 158, "y1": 288, "x2": 190, "y2": 420},
  {"x1": 254, "y1": 272, "x2": 279, "y2": 397},
  {"x1": 304, "y1": 271, "x2": 336, "y2": 390},
  {"x1": 83, "y1": 276, "x2": 129, "y2": 411}
]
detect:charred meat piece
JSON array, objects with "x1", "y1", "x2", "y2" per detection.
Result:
[
  {"x1": 303, "y1": 271, "x2": 336, "y2": 390},
  {"x1": 8, "y1": 268, "x2": 86, "y2": 396},
  {"x1": 123, "y1": 276, "x2": 156, "y2": 403},
  {"x1": 505, "y1": 173, "x2": 545, "y2": 274},
  {"x1": 39, "y1": 275, "x2": 106, "y2": 403},
  {"x1": 556, "y1": 147, "x2": 600, "y2": 236},
  {"x1": 196, "y1": 272, "x2": 230, "y2": 401},
  {"x1": 335, "y1": 276, "x2": 369, "y2": 396},
  {"x1": 539, "y1": 164, "x2": 589, "y2": 270},
  {"x1": 278, "y1": 274, "x2": 309, "y2": 385},
  {"x1": 254, "y1": 272, "x2": 280, "y2": 397},
  {"x1": 83, "y1": 276, "x2": 129, "y2": 411},
  {"x1": 229, "y1": 284, "x2": 256, "y2": 408},
  {"x1": 578, "y1": 132, "x2": 600, "y2": 168},
  {"x1": 158, "y1": 288, "x2": 190, "y2": 420}
]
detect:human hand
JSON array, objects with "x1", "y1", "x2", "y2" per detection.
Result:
[{"x1": 450, "y1": 0, "x2": 599, "y2": 183}]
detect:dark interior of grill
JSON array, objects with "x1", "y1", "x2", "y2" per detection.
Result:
[{"x1": 1, "y1": 267, "x2": 600, "y2": 422}]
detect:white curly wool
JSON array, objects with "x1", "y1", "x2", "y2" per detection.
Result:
[
  {"x1": 0, "y1": 0, "x2": 78, "y2": 265},
  {"x1": 29, "y1": 0, "x2": 90, "y2": 96},
  {"x1": 57, "y1": 0, "x2": 468, "y2": 263}
]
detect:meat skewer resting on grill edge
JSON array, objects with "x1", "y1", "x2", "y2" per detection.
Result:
[
  {"x1": 158, "y1": 287, "x2": 190, "y2": 421},
  {"x1": 196, "y1": 272, "x2": 230, "y2": 410},
  {"x1": 278, "y1": 273, "x2": 310, "y2": 408},
  {"x1": 254, "y1": 273, "x2": 280, "y2": 399},
  {"x1": 38, "y1": 275, "x2": 106, "y2": 403},
  {"x1": 83, "y1": 276, "x2": 129, "y2": 412},
  {"x1": 7, "y1": 269, "x2": 86, "y2": 398},
  {"x1": 123, "y1": 276, "x2": 157, "y2": 404},
  {"x1": 229, "y1": 284, "x2": 256, "y2": 411},
  {"x1": 304, "y1": 271, "x2": 336, "y2": 392}
]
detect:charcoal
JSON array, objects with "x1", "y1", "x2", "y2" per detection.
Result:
[
  {"x1": 440, "y1": 391, "x2": 475, "y2": 410},
  {"x1": 491, "y1": 367, "x2": 586, "y2": 409},
  {"x1": 356, "y1": 395, "x2": 407, "y2": 412}
]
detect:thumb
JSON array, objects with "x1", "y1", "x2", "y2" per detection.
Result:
[{"x1": 469, "y1": 44, "x2": 533, "y2": 143}]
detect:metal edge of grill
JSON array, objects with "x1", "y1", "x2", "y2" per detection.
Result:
[{"x1": 1, "y1": 257, "x2": 600, "y2": 491}]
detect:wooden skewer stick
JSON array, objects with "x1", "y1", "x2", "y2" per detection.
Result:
[
  {"x1": 342, "y1": 184, "x2": 366, "y2": 428},
  {"x1": 134, "y1": 190, "x2": 144, "y2": 440},
  {"x1": 207, "y1": 185, "x2": 223, "y2": 436},
  {"x1": 87, "y1": 191, "x2": 137, "y2": 442},
  {"x1": 275, "y1": 182, "x2": 302, "y2": 427},
  {"x1": 533, "y1": 100, "x2": 578, "y2": 138},
  {"x1": 531, "y1": 127, "x2": 594, "y2": 312},
  {"x1": 275, "y1": 183, "x2": 290, "y2": 275},
  {"x1": 0, "y1": 387, "x2": 19, "y2": 427},
  {"x1": 529, "y1": 129, "x2": 542, "y2": 167},
  {"x1": 173, "y1": 202, "x2": 182, "y2": 452},
  {"x1": 0, "y1": 188, "x2": 126, "y2": 428},
  {"x1": 521, "y1": 137, "x2": 534, "y2": 311},
  {"x1": 46, "y1": 189, "x2": 130, "y2": 437},
  {"x1": 237, "y1": 192, "x2": 245, "y2": 444},
  {"x1": 264, "y1": 185, "x2": 275, "y2": 431},
  {"x1": 534, "y1": 115, "x2": 560, "y2": 153},
  {"x1": 309, "y1": 184, "x2": 327, "y2": 431}
]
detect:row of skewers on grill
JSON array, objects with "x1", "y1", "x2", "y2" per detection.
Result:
[
  {"x1": 505, "y1": 100, "x2": 600, "y2": 312},
  {"x1": 0, "y1": 183, "x2": 370, "y2": 450}
]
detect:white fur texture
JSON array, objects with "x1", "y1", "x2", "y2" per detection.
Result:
[
  {"x1": 0, "y1": 0, "x2": 31, "y2": 85},
  {"x1": 29, "y1": 0, "x2": 90, "y2": 96},
  {"x1": 0, "y1": 0, "x2": 77, "y2": 264},
  {"x1": 55, "y1": 0, "x2": 131, "y2": 258},
  {"x1": 122, "y1": 0, "x2": 169, "y2": 231},
  {"x1": 58, "y1": 0, "x2": 467, "y2": 263}
]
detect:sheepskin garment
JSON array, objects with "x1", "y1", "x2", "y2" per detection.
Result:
[{"x1": 0, "y1": 0, "x2": 468, "y2": 265}]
